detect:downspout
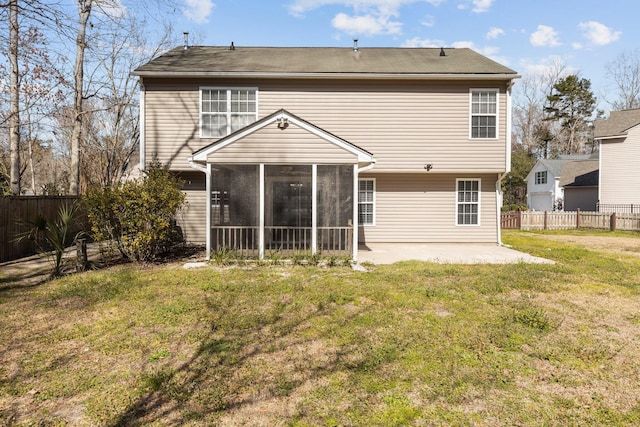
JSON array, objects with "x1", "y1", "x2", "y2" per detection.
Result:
[
  {"x1": 188, "y1": 157, "x2": 211, "y2": 260},
  {"x1": 496, "y1": 172, "x2": 508, "y2": 246},
  {"x1": 497, "y1": 79, "x2": 515, "y2": 246}
]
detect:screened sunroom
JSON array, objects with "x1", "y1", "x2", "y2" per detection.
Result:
[{"x1": 189, "y1": 110, "x2": 376, "y2": 260}]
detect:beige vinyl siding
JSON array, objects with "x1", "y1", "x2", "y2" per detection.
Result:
[
  {"x1": 177, "y1": 189, "x2": 207, "y2": 243},
  {"x1": 173, "y1": 171, "x2": 207, "y2": 244},
  {"x1": 144, "y1": 83, "x2": 201, "y2": 170},
  {"x1": 143, "y1": 79, "x2": 508, "y2": 172},
  {"x1": 359, "y1": 173, "x2": 498, "y2": 243},
  {"x1": 599, "y1": 126, "x2": 640, "y2": 206},
  {"x1": 208, "y1": 122, "x2": 357, "y2": 164}
]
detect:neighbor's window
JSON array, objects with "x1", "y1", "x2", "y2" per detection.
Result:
[
  {"x1": 201, "y1": 88, "x2": 257, "y2": 138},
  {"x1": 358, "y1": 179, "x2": 375, "y2": 226},
  {"x1": 535, "y1": 171, "x2": 547, "y2": 185},
  {"x1": 456, "y1": 179, "x2": 480, "y2": 225},
  {"x1": 470, "y1": 89, "x2": 498, "y2": 139}
]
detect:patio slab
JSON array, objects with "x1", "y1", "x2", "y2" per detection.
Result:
[{"x1": 357, "y1": 243, "x2": 554, "y2": 265}]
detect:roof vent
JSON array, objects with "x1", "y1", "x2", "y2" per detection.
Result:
[
  {"x1": 230, "y1": 41, "x2": 235, "y2": 50},
  {"x1": 353, "y1": 38, "x2": 359, "y2": 52},
  {"x1": 183, "y1": 32, "x2": 189, "y2": 50},
  {"x1": 440, "y1": 47, "x2": 446, "y2": 57}
]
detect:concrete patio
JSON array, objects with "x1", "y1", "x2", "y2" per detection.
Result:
[{"x1": 356, "y1": 243, "x2": 554, "y2": 265}]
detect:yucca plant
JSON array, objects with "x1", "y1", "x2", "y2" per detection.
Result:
[{"x1": 15, "y1": 203, "x2": 85, "y2": 277}]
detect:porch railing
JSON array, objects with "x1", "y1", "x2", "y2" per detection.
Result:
[
  {"x1": 211, "y1": 226, "x2": 259, "y2": 257},
  {"x1": 211, "y1": 226, "x2": 353, "y2": 257}
]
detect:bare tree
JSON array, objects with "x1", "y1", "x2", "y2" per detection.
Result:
[
  {"x1": 9, "y1": 0, "x2": 20, "y2": 194},
  {"x1": 604, "y1": 49, "x2": 640, "y2": 110},
  {"x1": 68, "y1": 0, "x2": 92, "y2": 195},
  {"x1": 512, "y1": 58, "x2": 567, "y2": 159}
]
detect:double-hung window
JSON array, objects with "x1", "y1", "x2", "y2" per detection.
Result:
[
  {"x1": 456, "y1": 179, "x2": 480, "y2": 225},
  {"x1": 470, "y1": 89, "x2": 498, "y2": 139},
  {"x1": 358, "y1": 179, "x2": 375, "y2": 226},
  {"x1": 535, "y1": 171, "x2": 547, "y2": 185},
  {"x1": 201, "y1": 88, "x2": 257, "y2": 138}
]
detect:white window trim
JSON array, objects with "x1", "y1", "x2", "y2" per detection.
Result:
[
  {"x1": 456, "y1": 178, "x2": 481, "y2": 226},
  {"x1": 535, "y1": 171, "x2": 547, "y2": 185},
  {"x1": 469, "y1": 88, "x2": 499, "y2": 140},
  {"x1": 199, "y1": 86, "x2": 259, "y2": 139},
  {"x1": 358, "y1": 178, "x2": 376, "y2": 227}
]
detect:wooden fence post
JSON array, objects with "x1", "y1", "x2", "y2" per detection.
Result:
[
  {"x1": 76, "y1": 238, "x2": 88, "y2": 272},
  {"x1": 544, "y1": 211, "x2": 548, "y2": 230},
  {"x1": 517, "y1": 210, "x2": 522, "y2": 229},
  {"x1": 611, "y1": 212, "x2": 617, "y2": 232},
  {"x1": 576, "y1": 208, "x2": 580, "y2": 229}
]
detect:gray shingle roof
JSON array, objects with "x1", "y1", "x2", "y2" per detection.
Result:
[
  {"x1": 133, "y1": 46, "x2": 518, "y2": 78},
  {"x1": 539, "y1": 159, "x2": 565, "y2": 178},
  {"x1": 594, "y1": 108, "x2": 640, "y2": 138},
  {"x1": 560, "y1": 160, "x2": 599, "y2": 187}
]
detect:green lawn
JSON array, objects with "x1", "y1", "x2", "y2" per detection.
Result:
[{"x1": 2, "y1": 230, "x2": 640, "y2": 426}]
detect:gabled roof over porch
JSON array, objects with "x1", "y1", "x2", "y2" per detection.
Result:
[{"x1": 190, "y1": 109, "x2": 376, "y2": 166}]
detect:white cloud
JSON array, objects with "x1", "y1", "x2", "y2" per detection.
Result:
[
  {"x1": 421, "y1": 14, "x2": 435, "y2": 27},
  {"x1": 289, "y1": 0, "x2": 443, "y2": 17},
  {"x1": 572, "y1": 42, "x2": 583, "y2": 50},
  {"x1": 530, "y1": 25, "x2": 560, "y2": 47},
  {"x1": 486, "y1": 27, "x2": 504, "y2": 40},
  {"x1": 401, "y1": 37, "x2": 445, "y2": 47},
  {"x1": 332, "y1": 12, "x2": 402, "y2": 35},
  {"x1": 518, "y1": 55, "x2": 576, "y2": 79},
  {"x1": 472, "y1": 0, "x2": 494, "y2": 13},
  {"x1": 578, "y1": 21, "x2": 621, "y2": 46},
  {"x1": 183, "y1": 0, "x2": 215, "y2": 24}
]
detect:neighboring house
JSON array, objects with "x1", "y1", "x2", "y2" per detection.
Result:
[
  {"x1": 133, "y1": 44, "x2": 519, "y2": 260},
  {"x1": 594, "y1": 108, "x2": 640, "y2": 213},
  {"x1": 526, "y1": 159, "x2": 564, "y2": 211},
  {"x1": 560, "y1": 159, "x2": 599, "y2": 211},
  {"x1": 525, "y1": 155, "x2": 598, "y2": 211}
]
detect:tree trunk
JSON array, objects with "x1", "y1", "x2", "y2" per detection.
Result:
[
  {"x1": 69, "y1": 0, "x2": 92, "y2": 195},
  {"x1": 9, "y1": 0, "x2": 21, "y2": 195}
]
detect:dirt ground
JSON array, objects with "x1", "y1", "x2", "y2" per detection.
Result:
[{"x1": 532, "y1": 233, "x2": 640, "y2": 257}]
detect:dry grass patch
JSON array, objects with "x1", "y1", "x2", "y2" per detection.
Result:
[{"x1": 2, "y1": 232, "x2": 640, "y2": 425}]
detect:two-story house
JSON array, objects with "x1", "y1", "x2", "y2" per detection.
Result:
[
  {"x1": 525, "y1": 155, "x2": 598, "y2": 212},
  {"x1": 594, "y1": 108, "x2": 640, "y2": 213},
  {"x1": 133, "y1": 44, "x2": 519, "y2": 261}
]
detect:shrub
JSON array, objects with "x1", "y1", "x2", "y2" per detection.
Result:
[
  {"x1": 14, "y1": 203, "x2": 85, "y2": 277},
  {"x1": 83, "y1": 162, "x2": 186, "y2": 262}
]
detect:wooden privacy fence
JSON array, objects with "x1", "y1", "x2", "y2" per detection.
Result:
[
  {"x1": 0, "y1": 196, "x2": 83, "y2": 263},
  {"x1": 501, "y1": 209, "x2": 640, "y2": 232}
]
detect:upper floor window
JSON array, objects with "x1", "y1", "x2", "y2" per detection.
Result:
[
  {"x1": 470, "y1": 89, "x2": 498, "y2": 139},
  {"x1": 535, "y1": 171, "x2": 547, "y2": 185},
  {"x1": 456, "y1": 179, "x2": 480, "y2": 226},
  {"x1": 201, "y1": 88, "x2": 257, "y2": 138}
]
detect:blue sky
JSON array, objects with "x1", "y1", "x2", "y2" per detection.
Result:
[{"x1": 146, "y1": 0, "x2": 633, "y2": 111}]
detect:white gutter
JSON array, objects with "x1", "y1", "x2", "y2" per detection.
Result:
[
  {"x1": 132, "y1": 71, "x2": 521, "y2": 81},
  {"x1": 358, "y1": 162, "x2": 376, "y2": 173},
  {"x1": 188, "y1": 157, "x2": 207, "y2": 174}
]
